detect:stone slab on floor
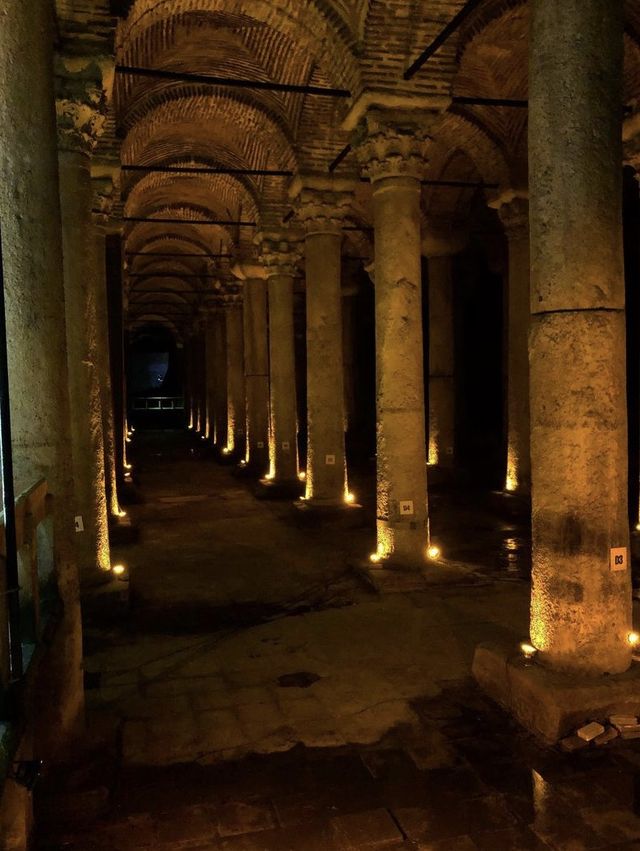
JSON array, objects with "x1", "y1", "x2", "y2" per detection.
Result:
[
  {"x1": 357, "y1": 560, "x2": 485, "y2": 594},
  {"x1": 473, "y1": 639, "x2": 640, "y2": 743}
]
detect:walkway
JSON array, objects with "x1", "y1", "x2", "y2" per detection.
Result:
[{"x1": 36, "y1": 431, "x2": 640, "y2": 850}]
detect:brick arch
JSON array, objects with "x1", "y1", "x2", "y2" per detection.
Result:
[
  {"x1": 124, "y1": 231, "x2": 216, "y2": 258},
  {"x1": 118, "y1": 0, "x2": 360, "y2": 93},
  {"x1": 124, "y1": 216, "x2": 235, "y2": 259},
  {"x1": 430, "y1": 111, "x2": 511, "y2": 187},
  {"x1": 121, "y1": 94, "x2": 298, "y2": 196},
  {"x1": 125, "y1": 172, "x2": 260, "y2": 227},
  {"x1": 128, "y1": 313, "x2": 184, "y2": 340}
]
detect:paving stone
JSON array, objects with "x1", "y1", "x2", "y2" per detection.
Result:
[
  {"x1": 215, "y1": 800, "x2": 278, "y2": 837},
  {"x1": 155, "y1": 805, "x2": 218, "y2": 846},
  {"x1": 330, "y1": 808, "x2": 404, "y2": 848}
]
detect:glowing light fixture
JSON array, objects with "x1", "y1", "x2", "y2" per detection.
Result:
[
  {"x1": 427, "y1": 545, "x2": 441, "y2": 560},
  {"x1": 124, "y1": 463, "x2": 132, "y2": 471},
  {"x1": 369, "y1": 552, "x2": 382, "y2": 564},
  {"x1": 239, "y1": 459, "x2": 247, "y2": 467},
  {"x1": 126, "y1": 436, "x2": 132, "y2": 444},
  {"x1": 265, "y1": 472, "x2": 275, "y2": 481},
  {"x1": 112, "y1": 564, "x2": 126, "y2": 577},
  {"x1": 520, "y1": 641, "x2": 537, "y2": 660},
  {"x1": 345, "y1": 492, "x2": 355, "y2": 504},
  {"x1": 116, "y1": 509, "x2": 127, "y2": 518},
  {"x1": 298, "y1": 471, "x2": 306, "y2": 481},
  {"x1": 222, "y1": 447, "x2": 230, "y2": 455},
  {"x1": 628, "y1": 631, "x2": 640, "y2": 648}
]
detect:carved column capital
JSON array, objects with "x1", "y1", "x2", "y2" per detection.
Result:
[
  {"x1": 55, "y1": 55, "x2": 109, "y2": 155},
  {"x1": 289, "y1": 176, "x2": 355, "y2": 236},
  {"x1": 353, "y1": 110, "x2": 439, "y2": 183},
  {"x1": 256, "y1": 231, "x2": 303, "y2": 278},
  {"x1": 492, "y1": 192, "x2": 530, "y2": 241}
]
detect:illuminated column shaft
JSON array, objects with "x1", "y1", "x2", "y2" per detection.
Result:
[
  {"x1": 92, "y1": 185, "x2": 120, "y2": 518},
  {"x1": 497, "y1": 196, "x2": 531, "y2": 495},
  {"x1": 194, "y1": 324, "x2": 205, "y2": 435},
  {"x1": 427, "y1": 253, "x2": 455, "y2": 468},
  {"x1": 185, "y1": 337, "x2": 195, "y2": 429},
  {"x1": 1, "y1": 0, "x2": 84, "y2": 753},
  {"x1": 294, "y1": 184, "x2": 353, "y2": 504},
  {"x1": 204, "y1": 315, "x2": 215, "y2": 439},
  {"x1": 529, "y1": 0, "x2": 630, "y2": 674},
  {"x1": 243, "y1": 278, "x2": 270, "y2": 474},
  {"x1": 213, "y1": 309, "x2": 228, "y2": 449},
  {"x1": 261, "y1": 236, "x2": 300, "y2": 483},
  {"x1": 225, "y1": 300, "x2": 246, "y2": 454},
  {"x1": 57, "y1": 87, "x2": 111, "y2": 585},
  {"x1": 342, "y1": 287, "x2": 357, "y2": 434},
  {"x1": 356, "y1": 119, "x2": 433, "y2": 566}
]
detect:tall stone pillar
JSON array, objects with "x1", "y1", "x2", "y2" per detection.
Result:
[
  {"x1": 355, "y1": 114, "x2": 434, "y2": 567},
  {"x1": 212, "y1": 308, "x2": 228, "y2": 449},
  {"x1": 57, "y1": 64, "x2": 111, "y2": 585},
  {"x1": 260, "y1": 235, "x2": 300, "y2": 486},
  {"x1": 424, "y1": 226, "x2": 464, "y2": 471},
  {"x1": 528, "y1": 0, "x2": 630, "y2": 674},
  {"x1": 225, "y1": 297, "x2": 246, "y2": 455},
  {"x1": 291, "y1": 179, "x2": 354, "y2": 505},
  {"x1": 0, "y1": 0, "x2": 84, "y2": 758},
  {"x1": 106, "y1": 235, "x2": 127, "y2": 491},
  {"x1": 92, "y1": 178, "x2": 122, "y2": 519},
  {"x1": 243, "y1": 277, "x2": 270, "y2": 475},
  {"x1": 342, "y1": 285, "x2": 358, "y2": 436},
  {"x1": 493, "y1": 194, "x2": 531, "y2": 495}
]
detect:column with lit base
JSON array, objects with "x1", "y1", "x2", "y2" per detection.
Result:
[
  {"x1": 0, "y1": 1, "x2": 85, "y2": 768},
  {"x1": 241, "y1": 274, "x2": 270, "y2": 475},
  {"x1": 424, "y1": 226, "x2": 465, "y2": 473},
  {"x1": 473, "y1": 0, "x2": 637, "y2": 742},
  {"x1": 259, "y1": 235, "x2": 300, "y2": 492},
  {"x1": 57, "y1": 67, "x2": 111, "y2": 586},
  {"x1": 225, "y1": 296, "x2": 246, "y2": 457},
  {"x1": 291, "y1": 179, "x2": 354, "y2": 508},
  {"x1": 494, "y1": 193, "x2": 531, "y2": 497},
  {"x1": 212, "y1": 308, "x2": 228, "y2": 451},
  {"x1": 92, "y1": 178, "x2": 123, "y2": 520},
  {"x1": 354, "y1": 114, "x2": 435, "y2": 568}
]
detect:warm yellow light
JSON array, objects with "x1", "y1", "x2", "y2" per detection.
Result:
[
  {"x1": 124, "y1": 463, "x2": 132, "y2": 471},
  {"x1": 628, "y1": 631, "x2": 640, "y2": 648},
  {"x1": 635, "y1": 523, "x2": 640, "y2": 533},
  {"x1": 520, "y1": 641, "x2": 537, "y2": 660},
  {"x1": 298, "y1": 471, "x2": 306, "y2": 481},
  {"x1": 130, "y1": 427, "x2": 135, "y2": 433},
  {"x1": 427, "y1": 545, "x2": 441, "y2": 560},
  {"x1": 188, "y1": 424, "x2": 193, "y2": 430},
  {"x1": 126, "y1": 437, "x2": 132, "y2": 443},
  {"x1": 117, "y1": 509, "x2": 127, "y2": 518},
  {"x1": 112, "y1": 564, "x2": 126, "y2": 577},
  {"x1": 345, "y1": 492, "x2": 355, "y2": 504},
  {"x1": 239, "y1": 459, "x2": 247, "y2": 467},
  {"x1": 222, "y1": 447, "x2": 230, "y2": 455},
  {"x1": 265, "y1": 472, "x2": 274, "y2": 481},
  {"x1": 369, "y1": 552, "x2": 382, "y2": 564}
]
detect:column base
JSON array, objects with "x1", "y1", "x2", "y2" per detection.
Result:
[
  {"x1": 292, "y1": 498, "x2": 364, "y2": 527},
  {"x1": 79, "y1": 566, "x2": 113, "y2": 590},
  {"x1": 232, "y1": 461, "x2": 269, "y2": 480},
  {"x1": 473, "y1": 640, "x2": 640, "y2": 744},
  {"x1": 356, "y1": 558, "x2": 482, "y2": 594},
  {"x1": 254, "y1": 478, "x2": 303, "y2": 500}
]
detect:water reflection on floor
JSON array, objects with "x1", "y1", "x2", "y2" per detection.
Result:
[{"x1": 37, "y1": 681, "x2": 640, "y2": 850}]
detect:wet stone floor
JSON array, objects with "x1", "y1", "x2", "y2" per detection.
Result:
[{"x1": 34, "y1": 431, "x2": 640, "y2": 850}]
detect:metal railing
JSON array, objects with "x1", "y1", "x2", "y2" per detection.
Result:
[{"x1": 131, "y1": 396, "x2": 185, "y2": 411}]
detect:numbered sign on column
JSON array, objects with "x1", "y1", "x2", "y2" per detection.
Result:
[
  {"x1": 610, "y1": 547, "x2": 628, "y2": 572},
  {"x1": 399, "y1": 500, "x2": 414, "y2": 516}
]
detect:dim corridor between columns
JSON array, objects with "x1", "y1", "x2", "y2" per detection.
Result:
[{"x1": 33, "y1": 430, "x2": 640, "y2": 850}]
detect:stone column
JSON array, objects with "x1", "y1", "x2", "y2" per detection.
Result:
[
  {"x1": 92, "y1": 178, "x2": 122, "y2": 519},
  {"x1": 342, "y1": 283, "x2": 358, "y2": 437},
  {"x1": 213, "y1": 308, "x2": 228, "y2": 449},
  {"x1": 260, "y1": 235, "x2": 300, "y2": 486},
  {"x1": 529, "y1": 0, "x2": 630, "y2": 674},
  {"x1": 291, "y1": 179, "x2": 354, "y2": 505},
  {"x1": 225, "y1": 297, "x2": 246, "y2": 456},
  {"x1": 493, "y1": 194, "x2": 531, "y2": 495},
  {"x1": 1, "y1": 0, "x2": 84, "y2": 758},
  {"x1": 57, "y1": 64, "x2": 111, "y2": 585},
  {"x1": 424, "y1": 226, "x2": 464, "y2": 471},
  {"x1": 355, "y1": 115, "x2": 434, "y2": 567},
  {"x1": 243, "y1": 277, "x2": 270, "y2": 475}
]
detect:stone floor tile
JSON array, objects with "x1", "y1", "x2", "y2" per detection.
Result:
[
  {"x1": 471, "y1": 826, "x2": 550, "y2": 850},
  {"x1": 580, "y1": 806, "x2": 640, "y2": 844},
  {"x1": 330, "y1": 808, "x2": 404, "y2": 849},
  {"x1": 416, "y1": 837, "x2": 478, "y2": 851},
  {"x1": 155, "y1": 804, "x2": 218, "y2": 846},
  {"x1": 215, "y1": 800, "x2": 278, "y2": 837}
]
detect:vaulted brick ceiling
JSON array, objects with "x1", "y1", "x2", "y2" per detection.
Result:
[{"x1": 106, "y1": 0, "x2": 640, "y2": 333}]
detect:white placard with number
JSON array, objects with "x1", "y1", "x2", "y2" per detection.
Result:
[
  {"x1": 282, "y1": 441, "x2": 290, "y2": 450},
  {"x1": 75, "y1": 515, "x2": 84, "y2": 533},
  {"x1": 610, "y1": 547, "x2": 628, "y2": 572},
  {"x1": 325, "y1": 454, "x2": 336, "y2": 465},
  {"x1": 399, "y1": 500, "x2": 414, "y2": 516}
]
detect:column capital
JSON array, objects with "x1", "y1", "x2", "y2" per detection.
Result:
[
  {"x1": 491, "y1": 191, "x2": 529, "y2": 240},
  {"x1": 352, "y1": 109, "x2": 441, "y2": 184},
  {"x1": 55, "y1": 54, "x2": 109, "y2": 156},
  {"x1": 288, "y1": 175, "x2": 356, "y2": 236},
  {"x1": 255, "y1": 231, "x2": 302, "y2": 278}
]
